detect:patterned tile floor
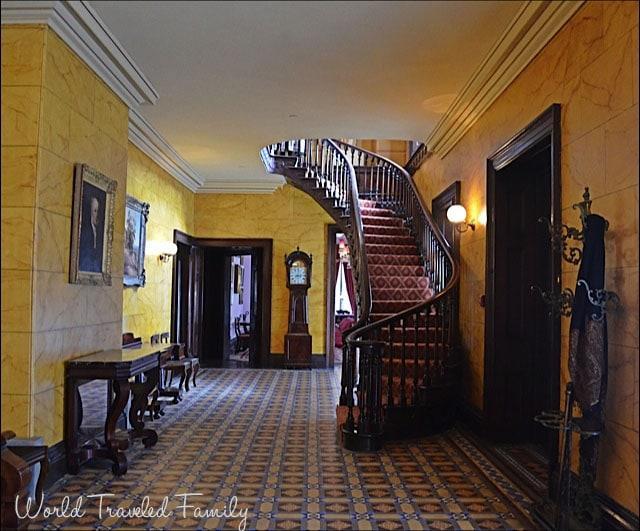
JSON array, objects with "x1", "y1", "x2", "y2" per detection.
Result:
[{"x1": 35, "y1": 369, "x2": 536, "y2": 530}]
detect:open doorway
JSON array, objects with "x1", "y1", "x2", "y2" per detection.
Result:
[
  {"x1": 484, "y1": 104, "x2": 561, "y2": 495},
  {"x1": 172, "y1": 233, "x2": 272, "y2": 368},
  {"x1": 327, "y1": 225, "x2": 356, "y2": 373},
  {"x1": 227, "y1": 254, "x2": 252, "y2": 365}
]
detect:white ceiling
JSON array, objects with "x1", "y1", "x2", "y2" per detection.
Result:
[{"x1": 91, "y1": 1, "x2": 523, "y2": 189}]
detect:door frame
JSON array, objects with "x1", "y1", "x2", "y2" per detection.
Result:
[
  {"x1": 171, "y1": 231, "x2": 273, "y2": 368},
  {"x1": 484, "y1": 103, "x2": 561, "y2": 448},
  {"x1": 432, "y1": 181, "x2": 461, "y2": 260},
  {"x1": 325, "y1": 224, "x2": 340, "y2": 368}
]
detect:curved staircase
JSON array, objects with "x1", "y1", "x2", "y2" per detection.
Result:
[{"x1": 261, "y1": 139, "x2": 460, "y2": 450}]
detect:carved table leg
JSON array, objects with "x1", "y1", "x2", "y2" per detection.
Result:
[
  {"x1": 64, "y1": 376, "x2": 81, "y2": 474},
  {"x1": 104, "y1": 378, "x2": 131, "y2": 476},
  {"x1": 128, "y1": 367, "x2": 159, "y2": 449}
]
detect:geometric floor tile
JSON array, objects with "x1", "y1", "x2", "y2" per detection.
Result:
[{"x1": 35, "y1": 369, "x2": 535, "y2": 530}]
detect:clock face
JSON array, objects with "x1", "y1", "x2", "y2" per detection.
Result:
[{"x1": 289, "y1": 265, "x2": 308, "y2": 285}]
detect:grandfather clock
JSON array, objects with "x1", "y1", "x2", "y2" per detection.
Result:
[{"x1": 284, "y1": 248, "x2": 312, "y2": 369}]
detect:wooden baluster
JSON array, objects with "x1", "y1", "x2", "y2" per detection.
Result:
[
  {"x1": 359, "y1": 348, "x2": 369, "y2": 432},
  {"x1": 387, "y1": 323, "x2": 394, "y2": 407},
  {"x1": 400, "y1": 317, "x2": 407, "y2": 407},
  {"x1": 425, "y1": 305, "x2": 432, "y2": 389},
  {"x1": 413, "y1": 311, "x2": 419, "y2": 405}
]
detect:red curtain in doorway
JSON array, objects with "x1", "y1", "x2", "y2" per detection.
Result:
[{"x1": 335, "y1": 243, "x2": 356, "y2": 315}]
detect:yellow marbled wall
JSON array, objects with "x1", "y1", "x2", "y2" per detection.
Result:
[
  {"x1": 1, "y1": 25, "x2": 44, "y2": 436},
  {"x1": 413, "y1": 1, "x2": 638, "y2": 512},
  {"x1": 123, "y1": 143, "x2": 194, "y2": 341},
  {"x1": 194, "y1": 186, "x2": 334, "y2": 354},
  {"x1": 1, "y1": 26, "x2": 128, "y2": 444}
]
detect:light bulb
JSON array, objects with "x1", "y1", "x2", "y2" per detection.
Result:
[{"x1": 447, "y1": 204, "x2": 467, "y2": 224}]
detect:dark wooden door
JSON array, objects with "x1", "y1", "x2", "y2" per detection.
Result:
[
  {"x1": 188, "y1": 246, "x2": 204, "y2": 361},
  {"x1": 201, "y1": 248, "x2": 227, "y2": 366},
  {"x1": 493, "y1": 142, "x2": 553, "y2": 447}
]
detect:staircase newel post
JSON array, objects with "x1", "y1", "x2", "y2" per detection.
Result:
[
  {"x1": 344, "y1": 340, "x2": 384, "y2": 451},
  {"x1": 343, "y1": 343, "x2": 355, "y2": 432}
]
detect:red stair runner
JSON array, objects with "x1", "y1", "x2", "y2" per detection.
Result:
[{"x1": 359, "y1": 198, "x2": 442, "y2": 406}]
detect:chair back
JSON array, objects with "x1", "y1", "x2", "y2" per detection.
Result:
[
  {"x1": 171, "y1": 343, "x2": 186, "y2": 360},
  {"x1": 160, "y1": 332, "x2": 170, "y2": 343}
]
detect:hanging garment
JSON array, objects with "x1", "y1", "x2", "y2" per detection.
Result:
[{"x1": 568, "y1": 214, "x2": 608, "y2": 419}]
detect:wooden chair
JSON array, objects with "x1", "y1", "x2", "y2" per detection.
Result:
[
  {"x1": 122, "y1": 332, "x2": 141, "y2": 348},
  {"x1": 234, "y1": 317, "x2": 251, "y2": 358},
  {"x1": 184, "y1": 346, "x2": 200, "y2": 387},
  {"x1": 162, "y1": 344, "x2": 192, "y2": 401},
  {"x1": 159, "y1": 332, "x2": 199, "y2": 387},
  {"x1": 1, "y1": 431, "x2": 48, "y2": 530}
]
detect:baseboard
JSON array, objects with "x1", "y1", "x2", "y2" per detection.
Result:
[
  {"x1": 459, "y1": 411, "x2": 639, "y2": 530},
  {"x1": 594, "y1": 479, "x2": 639, "y2": 530},
  {"x1": 457, "y1": 400, "x2": 485, "y2": 434},
  {"x1": 266, "y1": 353, "x2": 327, "y2": 369}
]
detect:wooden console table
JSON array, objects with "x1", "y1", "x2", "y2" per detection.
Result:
[{"x1": 64, "y1": 343, "x2": 175, "y2": 476}]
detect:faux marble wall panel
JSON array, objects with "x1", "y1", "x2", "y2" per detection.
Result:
[
  {"x1": 29, "y1": 29, "x2": 128, "y2": 444},
  {"x1": 1, "y1": 25, "x2": 44, "y2": 435},
  {"x1": 122, "y1": 144, "x2": 194, "y2": 341},
  {"x1": 1, "y1": 25, "x2": 128, "y2": 445},
  {"x1": 194, "y1": 186, "x2": 334, "y2": 354},
  {"x1": 412, "y1": 1, "x2": 638, "y2": 512}
]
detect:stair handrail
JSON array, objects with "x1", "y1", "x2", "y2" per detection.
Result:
[
  {"x1": 334, "y1": 140, "x2": 460, "y2": 448},
  {"x1": 260, "y1": 138, "x2": 372, "y2": 332},
  {"x1": 404, "y1": 142, "x2": 429, "y2": 176},
  {"x1": 333, "y1": 139, "x2": 458, "y2": 296},
  {"x1": 325, "y1": 139, "x2": 372, "y2": 330}
]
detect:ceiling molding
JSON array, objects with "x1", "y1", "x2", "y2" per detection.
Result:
[
  {"x1": 426, "y1": 0, "x2": 585, "y2": 158},
  {"x1": 197, "y1": 177, "x2": 286, "y2": 195},
  {"x1": 1, "y1": 0, "x2": 158, "y2": 108},
  {"x1": 128, "y1": 109, "x2": 204, "y2": 192}
]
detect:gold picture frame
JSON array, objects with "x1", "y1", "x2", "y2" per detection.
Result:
[{"x1": 69, "y1": 163, "x2": 117, "y2": 285}]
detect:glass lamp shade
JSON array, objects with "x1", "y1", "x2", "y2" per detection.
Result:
[
  {"x1": 446, "y1": 204, "x2": 467, "y2": 224},
  {"x1": 146, "y1": 240, "x2": 177, "y2": 257}
]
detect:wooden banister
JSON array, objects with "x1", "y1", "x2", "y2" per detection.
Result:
[{"x1": 261, "y1": 137, "x2": 460, "y2": 450}]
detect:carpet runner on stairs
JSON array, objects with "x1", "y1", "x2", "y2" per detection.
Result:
[{"x1": 361, "y1": 198, "x2": 439, "y2": 408}]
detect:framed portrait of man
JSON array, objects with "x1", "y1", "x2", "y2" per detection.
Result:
[
  {"x1": 123, "y1": 195, "x2": 150, "y2": 287},
  {"x1": 69, "y1": 164, "x2": 117, "y2": 285}
]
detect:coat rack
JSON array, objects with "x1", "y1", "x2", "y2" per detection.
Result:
[
  {"x1": 532, "y1": 187, "x2": 620, "y2": 530},
  {"x1": 532, "y1": 187, "x2": 619, "y2": 319}
]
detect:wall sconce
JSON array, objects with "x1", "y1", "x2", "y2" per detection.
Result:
[
  {"x1": 146, "y1": 240, "x2": 178, "y2": 262},
  {"x1": 447, "y1": 204, "x2": 475, "y2": 233}
]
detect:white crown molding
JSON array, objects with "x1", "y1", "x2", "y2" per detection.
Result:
[
  {"x1": 197, "y1": 176, "x2": 286, "y2": 194},
  {"x1": 1, "y1": 0, "x2": 158, "y2": 108},
  {"x1": 128, "y1": 109, "x2": 204, "y2": 192},
  {"x1": 426, "y1": 0, "x2": 585, "y2": 158}
]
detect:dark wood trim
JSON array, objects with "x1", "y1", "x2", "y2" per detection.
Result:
[
  {"x1": 42, "y1": 440, "x2": 65, "y2": 490},
  {"x1": 484, "y1": 103, "x2": 562, "y2": 461},
  {"x1": 457, "y1": 401, "x2": 485, "y2": 435},
  {"x1": 431, "y1": 181, "x2": 461, "y2": 259},
  {"x1": 326, "y1": 225, "x2": 340, "y2": 368},
  {"x1": 460, "y1": 425, "x2": 640, "y2": 531},
  {"x1": 266, "y1": 353, "x2": 326, "y2": 369},
  {"x1": 172, "y1": 231, "x2": 273, "y2": 368}
]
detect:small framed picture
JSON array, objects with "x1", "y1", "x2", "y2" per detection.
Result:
[
  {"x1": 69, "y1": 164, "x2": 117, "y2": 285},
  {"x1": 123, "y1": 195, "x2": 150, "y2": 287},
  {"x1": 233, "y1": 264, "x2": 243, "y2": 294}
]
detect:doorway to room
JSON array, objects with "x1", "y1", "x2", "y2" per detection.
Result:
[
  {"x1": 171, "y1": 233, "x2": 272, "y2": 368},
  {"x1": 326, "y1": 225, "x2": 356, "y2": 373},
  {"x1": 484, "y1": 104, "x2": 561, "y2": 495}
]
